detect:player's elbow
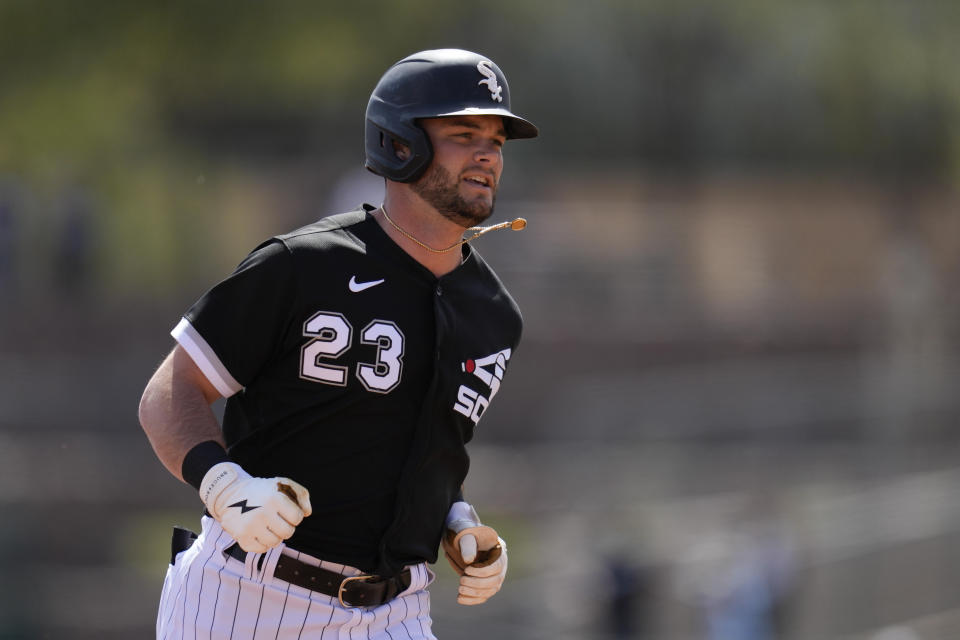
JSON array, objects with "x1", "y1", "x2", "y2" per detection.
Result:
[
  {"x1": 138, "y1": 378, "x2": 162, "y2": 436},
  {"x1": 138, "y1": 354, "x2": 174, "y2": 436}
]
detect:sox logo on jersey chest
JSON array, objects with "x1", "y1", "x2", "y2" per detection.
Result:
[{"x1": 453, "y1": 348, "x2": 511, "y2": 425}]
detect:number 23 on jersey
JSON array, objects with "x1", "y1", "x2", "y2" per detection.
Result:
[{"x1": 299, "y1": 311, "x2": 404, "y2": 394}]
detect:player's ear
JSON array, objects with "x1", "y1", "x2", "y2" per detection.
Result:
[{"x1": 392, "y1": 139, "x2": 411, "y2": 161}]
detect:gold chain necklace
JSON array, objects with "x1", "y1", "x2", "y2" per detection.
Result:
[{"x1": 379, "y1": 204, "x2": 527, "y2": 254}]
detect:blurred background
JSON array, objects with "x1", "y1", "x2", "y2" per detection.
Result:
[{"x1": 1, "y1": 1, "x2": 959, "y2": 638}]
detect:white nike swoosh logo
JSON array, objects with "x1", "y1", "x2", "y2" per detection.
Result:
[{"x1": 349, "y1": 276, "x2": 385, "y2": 292}]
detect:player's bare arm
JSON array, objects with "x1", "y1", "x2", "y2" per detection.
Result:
[
  {"x1": 139, "y1": 346, "x2": 312, "y2": 553},
  {"x1": 138, "y1": 345, "x2": 224, "y2": 481}
]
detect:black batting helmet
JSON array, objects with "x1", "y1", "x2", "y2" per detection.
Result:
[{"x1": 364, "y1": 48, "x2": 539, "y2": 183}]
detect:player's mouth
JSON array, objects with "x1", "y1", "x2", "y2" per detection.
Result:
[{"x1": 461, "y1": 172, "x2": 495, "y2": 191}]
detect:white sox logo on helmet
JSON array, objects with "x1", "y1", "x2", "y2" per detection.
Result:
[
  {"x1": 453, "y1": 348, "x2": 511, "y2": 424},
  {"x1": 477, "y1": 60, "x2": 503, "y2": 103}
]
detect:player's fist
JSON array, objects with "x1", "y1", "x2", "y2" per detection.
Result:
[
  {"x1": 442, "y1": 501, "x2": 508, "y2": 605},
  {"x1": 200, "y1": 462, "x2": 312, "y2": 554}
]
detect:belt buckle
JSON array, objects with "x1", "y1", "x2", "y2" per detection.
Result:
[{"x1": 338, "y1": 574, "x2": 376, "y2": 608}]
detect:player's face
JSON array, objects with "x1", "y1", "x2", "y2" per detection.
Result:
[{"x1": 413, "y1": 115, "x2": 506, "y2": 228}]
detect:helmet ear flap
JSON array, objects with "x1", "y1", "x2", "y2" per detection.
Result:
[{"x1": 364, "y1": 112, "x2": 433, "y2": 183}]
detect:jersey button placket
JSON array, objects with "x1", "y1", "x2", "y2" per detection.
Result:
[{"x1": 435, "y1": 283, "x2": 443, "y2": 361}]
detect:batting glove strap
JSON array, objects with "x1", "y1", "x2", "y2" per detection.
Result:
[
  {"x1": 200, "y1": 461, "x2": 244, "y2": 512},
  {"x1": 444, "y1": 501, "x2": 482, "y2": 533},
  {"x1": 199, "y1": 462, "x2": 312, "y2": 554}
]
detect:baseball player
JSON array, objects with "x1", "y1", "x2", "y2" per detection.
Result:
[{"x1": 138, "y1": 48, "x2": 538, "y2": 639}]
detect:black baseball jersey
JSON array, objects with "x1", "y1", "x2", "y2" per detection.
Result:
[{"x1": 172, "y1": 204, "x2": 523, "y2": 576}]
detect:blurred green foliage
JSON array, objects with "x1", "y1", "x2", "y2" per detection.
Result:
[
  {"x1": 0, "y1": 0, "x2": 957, "y2": 295},
  {"x1": 2, "y1": 0, "x2": 958, "y2": 175}
]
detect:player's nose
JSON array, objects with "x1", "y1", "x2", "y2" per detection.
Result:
[{"x1": 473, "y1": 143, "x2": 501, "y2": 166}]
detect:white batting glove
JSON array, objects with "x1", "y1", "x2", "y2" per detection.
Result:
[
  {"x1": 200, "y1": 462, "x2": 312, "y2": 554},
  {"x1": 442, "y1": 501, "x2": 508, "y2": 605}
]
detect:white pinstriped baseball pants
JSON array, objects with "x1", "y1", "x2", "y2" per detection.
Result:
[{"x1": 157, "y1": 516, "x2": 437, "y2": 639}]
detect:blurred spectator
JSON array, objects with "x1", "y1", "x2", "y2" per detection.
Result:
[
  {"x1": 0, "y1": 195, "x2": 16, "y2": 300},
  {"x1": 698, "y1": 520, "x2": 796, "y2": 640},
  {"x1": 54, "y1": 188, "x2": 96, "y2": 296},
  {"x1": 603, "y1": 553, "x2": 656, "y2": 639},
  {"x1": 674, "y1": 497, "x2": 798, "y2": 640}
]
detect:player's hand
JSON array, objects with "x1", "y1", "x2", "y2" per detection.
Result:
[
  {"x1": 452, "y1": 530, "x2": 508, "y2": 605},
  {"x1": 200, "y1": 462, "x2": 312, "y2": 554},
  {"x1": 442, "y1": 501, "x2": 509, "y2": 605}
]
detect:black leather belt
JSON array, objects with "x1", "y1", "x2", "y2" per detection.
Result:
[
  {"x1": 170, "y1": 527, "x2": 410, "y2": 608},
  {"x1": 223, "y1": 543, "x2": 412, "y2": 608}
]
